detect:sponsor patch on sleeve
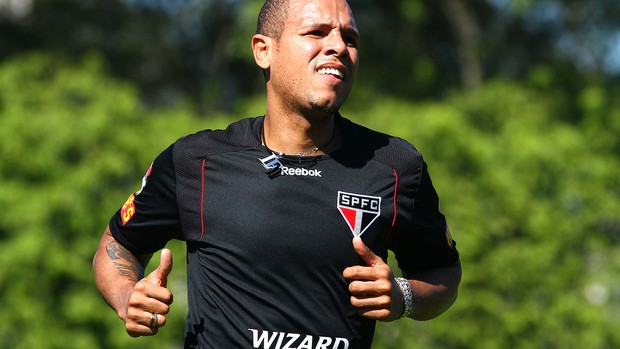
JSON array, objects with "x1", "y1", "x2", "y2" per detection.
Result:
[{"x1": 120, "y1": 193, "x2": 136, "y2": 225}]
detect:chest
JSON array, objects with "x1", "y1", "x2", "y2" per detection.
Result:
[{"x1": 194, "y1": 149, "x2": 398, "y2": 263}]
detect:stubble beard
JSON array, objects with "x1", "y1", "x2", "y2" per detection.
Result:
[
  {"x1": 311, "y1": 102, "x2": 340, "y2": 115},
  {"x1": 272, "y1": 78, "x2": 350, "y2": 118},
  {"x1": 306, "y1": 90, "x2": 350, "y2": 116}
]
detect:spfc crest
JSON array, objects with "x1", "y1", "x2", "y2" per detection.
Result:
[{"x1": 337, "y1": 191, "x2": 381, "y2": 237}]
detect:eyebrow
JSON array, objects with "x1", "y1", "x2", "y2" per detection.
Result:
[
  {"x1": 342, "y1": 26, "x2": 360, "y2": 41},
  {"x1": 300, "y1": 22, "x2": 360, "y2": 37}
]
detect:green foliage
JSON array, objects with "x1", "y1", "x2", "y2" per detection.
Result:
[
  {"x1": 1, "y1": 52, "x2": 618, "y2": 348},
  {"x1": 0, "y1": 52, "x2": 215, "y2": 349}
]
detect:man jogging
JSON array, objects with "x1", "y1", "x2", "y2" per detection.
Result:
[{"x1": 93, "y1": 0, "x2": 461, "y2": 347}]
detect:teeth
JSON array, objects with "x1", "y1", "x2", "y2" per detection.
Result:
[{"x1": 318, "y1": 68, "x2": 343, "y2": 78}]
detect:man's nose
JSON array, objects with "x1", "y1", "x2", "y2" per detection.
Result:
[{"x1": 324, "y1": 30, "x2": 348, "y2": 56}]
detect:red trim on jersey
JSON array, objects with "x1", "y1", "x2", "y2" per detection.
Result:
[
  {"x1": 385, "y1": 168, "x2": 399, "y2": 243},
  {"x1": 200, "y1": 159, "x2": 206, "y2": 240}
]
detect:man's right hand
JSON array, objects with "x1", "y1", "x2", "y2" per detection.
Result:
[{"x1": 124, "y1": 249, "x2": 174, "y2": 337}]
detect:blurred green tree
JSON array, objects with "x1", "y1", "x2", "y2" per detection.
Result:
[
  {"x1": 2, "y1": 0, "x2": 619, "y2": 113},
  {"x1": 0, "y1": 52, "x2": 205, "y2": 348}
]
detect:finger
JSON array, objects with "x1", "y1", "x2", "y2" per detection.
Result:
[
  {"x1": 145, "y1": 311, "x2": 168, "y2": 328},
  {"x1": 348, "y1": 277, "x2": 392, "y2": 295},
  {"x1": 343, "y1": 265, "x2": 391, "y2": 282},
  {"x1": 355, "y1": 307, "x2": 392, "y2": 321},
  {"x1": 126, "y1": 323, "x2": 157, "y2": 338},
  {"x1": 146, "y1": 249, "x2": 173, "y2": 287},
  {"x1": 349, "y1": 294, "x2": 393, "y2": 321},
  {"x1": 125, "y1": 310, "x2": 165, "y2": 337},
  {"x1": 350, "y1": 292, "x2": 400, "y2": 322},
  {"x1": 352, "y1": 236, "x2": 385, "y2": 268},
  {"x1": 133, "y1": 278, "x2": 174, "y2": 306},
  {"x1": 350, "y1": 293, "x2": 391, "y2": 308},
  {"x1": 133, "y1": 291, "x2": 172, "y2": 314}
]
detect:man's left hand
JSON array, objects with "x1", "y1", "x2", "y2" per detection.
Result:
[{"x1": 342, "y1": 236, "x2": 405, "y2": 322}]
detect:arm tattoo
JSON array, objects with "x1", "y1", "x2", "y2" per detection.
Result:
[{"x1": 105, "y1": 242, "x2": 144, "y2": 282}]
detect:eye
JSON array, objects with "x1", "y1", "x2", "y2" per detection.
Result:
[
  {"x1": 344, "y1": 35, "x2": 359, "y2": 48},
  {"x1": 343, "y1": 34, "x2": 359, "y2": 48},
  {"x1": 305, "y1": 29, "x2": 326, "y2": 38},
  {"x1": 341, "y1": 28, "x2": 360, "y2": 48}
]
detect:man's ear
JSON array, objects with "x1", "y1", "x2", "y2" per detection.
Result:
[{"x1": 252, "y1": 34, "x2": 272, "y2": 70}]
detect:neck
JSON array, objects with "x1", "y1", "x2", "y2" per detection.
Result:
[{"x1": 262, "y1": 111, "x2": 339, "y2": 156}]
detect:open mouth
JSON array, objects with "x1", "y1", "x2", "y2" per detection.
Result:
[{"x1": 317, "y1": 67, "x2": 344, "y2": 79}]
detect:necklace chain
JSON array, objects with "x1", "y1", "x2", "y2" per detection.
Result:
[
  {"x1": 261, "y1": 122, "x2": 335, "y2": 157},
  {"x1": 295, "y1": 146, "x2": 320, "y2": 157}
]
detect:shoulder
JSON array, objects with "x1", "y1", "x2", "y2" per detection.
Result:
[
  {"x1": 340, "y1": 116, "x2": 424, "y2": 175},
  {"x1": 172, "y1": 116, "x2": 261, "y2": 161}
]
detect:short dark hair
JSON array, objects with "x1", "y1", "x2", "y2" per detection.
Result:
[{"x1": 256, "y1": 0, "x2": 290, "y2": 39}]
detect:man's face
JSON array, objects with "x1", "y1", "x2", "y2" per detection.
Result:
[{"x1": 267, "y1": 0, "x2": 360, "y2": 115}]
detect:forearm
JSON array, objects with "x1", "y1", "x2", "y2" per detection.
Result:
[
  {"x1": 403, "y1": 260, "x2": 462, "y2": 321},
  {"x1": 93, "y1": 226, "x2": 150, "y2": 319}
]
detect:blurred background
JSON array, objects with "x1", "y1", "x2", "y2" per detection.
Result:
[{"x1": 0, "y1": 0, "x2": 619, "y2": 348}]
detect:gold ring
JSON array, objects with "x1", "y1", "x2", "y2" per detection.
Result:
[{"x1": 149, "y1": 312, "x2": 158, "y2": 327}]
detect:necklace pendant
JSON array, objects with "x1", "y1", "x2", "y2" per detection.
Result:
[
  {"x1": 259, "y1": 152, "x2": 284, "y2": 179},
  {"x1": 259, "y1": 152, "x2": 283, "y2": 170}
]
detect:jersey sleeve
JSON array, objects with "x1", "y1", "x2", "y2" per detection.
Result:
[
  {"x1": 109, "y1": 144, "x2": 182, "y2": 255},
  {"x1": 389, "y1": 161, "x2": 459, "y2": 273}
]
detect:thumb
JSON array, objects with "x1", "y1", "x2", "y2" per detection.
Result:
[
  {"x1": 148, "y1": 248, "x2": 173, "y2": 287},
  {"x1": 352, "y1": 236, "x2": 384, "y2": 267}
]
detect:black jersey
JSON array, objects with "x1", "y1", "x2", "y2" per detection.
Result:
[{"x1": 110, "y1": 115, "x2": 458, "y2": 349}]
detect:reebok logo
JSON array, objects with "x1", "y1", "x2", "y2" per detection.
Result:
[
  {"x1": 258, "y1": 154, "x2": 323, "y2": 179},
  {"x1": 248, "y1": 329, "x2": 349, "y2": 349},
  {"x1": 280, "y1": 166, "x2": 322, "y2": 177}
]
